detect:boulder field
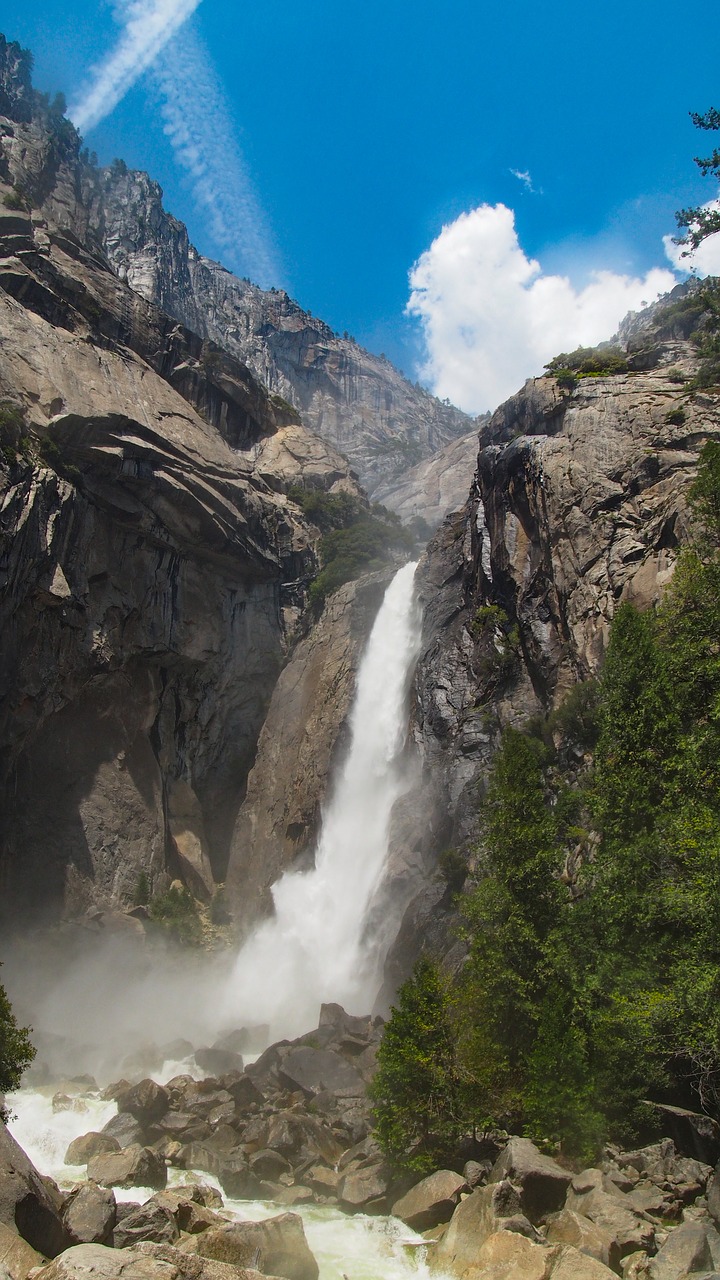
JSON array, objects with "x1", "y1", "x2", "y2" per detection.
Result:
[{"x1": 4, "y1": 1006, "x2": 720, "y2": 1280}]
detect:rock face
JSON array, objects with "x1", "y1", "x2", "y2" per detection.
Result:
[
  {"x1": 0, "y1": 48, "x2": 363, "y2": 920},
  {"x1": 384, "y1": 291, "x2": 720, "y2": 988},
  {"x1": 96, "y1": 167, "x2": 473, "y2": 501},
  {"x1": 225, "y1": 570, "x2": 394, "y2": 923},
  {"x1": 0, "y1": 1120, "x2": 72, "y2": 1257},
  {"x1": 373, "y1": 428, "x2": 483, "y2": 529}
]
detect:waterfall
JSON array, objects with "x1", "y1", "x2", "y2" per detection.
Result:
[{"x1": 226, "y1": 561, "x2": 422, "y2": 1040}]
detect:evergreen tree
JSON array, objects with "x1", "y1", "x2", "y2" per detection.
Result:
[
  {"x1": 370, "y1": 958, "x2": 462, "y2": 1173},
  {"x1": 0, "y1": 970, "x2": 34, "y2": 1120}
]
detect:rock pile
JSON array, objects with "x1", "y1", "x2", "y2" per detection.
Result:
[{"x1": 387, "y1": 1134, "x2": 720, "y2": 1279}]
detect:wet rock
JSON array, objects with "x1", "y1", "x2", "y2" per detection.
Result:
[
  {"x1": 392, "y1": 1170, "x2": 469, "y2": 1231},
  {"x1": 101, "y1": 1114, "x2": 145, "y2": 1150},
  {"x1": 62, "y1": 1183, "x2": 116, "y2": 1246},
  {"x1": 64, "y1": 1135, "x2": 120, "y2": 1166},
  {"x1": 87, "y1": 1145, "x2": 167, "y2": 1191},
  {"x1": 224, "y1": 1076, "x2": 265, "y2": 1113},
  {"x1": 194, "y1": 1216, "x2": 319, "y2": 1280},
  {"x1": 194, "y1": 1050, "x2": 244, "y2": 1078},
  {"x1": 113, "y1": 1203, "x2": 179, "y2": 1250},
  {"x1": 116, "y1": 1082, "x2": 169, "y2": 1127},
  {"x1": 248, "y1": 1151, "x2": 292, "y2": 1183},
  {"x1": 215, "y1": 1154, "x2": 263, "y2": 1201},
  {"x1": 337, "y1": 1164, "x2": 389, "y2": 1214},
  {"x1": 277, "y1": 1049, "x2": 364, "y2": 1100},
  {"x1": 0, "y1": 1120, "x2": 71, "y2": 1258}
]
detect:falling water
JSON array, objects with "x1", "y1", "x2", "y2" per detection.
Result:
[{"x1": 226, "y1": 561, "x2": 422, "y2": 1039}]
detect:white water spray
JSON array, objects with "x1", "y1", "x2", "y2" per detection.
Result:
[{"x1": 227, "y1": 561, "x2": 422, "y2": 1039}]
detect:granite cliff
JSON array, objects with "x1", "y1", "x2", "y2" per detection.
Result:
[
  {"x1": 94, "y1": 166, "x2": 475, "y2": 506},
  {"x1": 381, "y1": 286, "x2": 720, "y2": 989},
  {"x1": 0, "y1": 41, "x2": 365, "y2": 922}
]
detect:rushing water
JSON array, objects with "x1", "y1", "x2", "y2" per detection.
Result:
[
  {"x1": 4, "y1": 565, "x2": 445, "y2": 1280},
  {"x1": 7, "y1": 1085, "x2": 446, "y2": 1280},
  {"x1": 225, "y1": 561, "x2": 422, "y2": 1039}
]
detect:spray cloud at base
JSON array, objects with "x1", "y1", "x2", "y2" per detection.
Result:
[{"x1": 2, "y1": 563, "x2": 422, "y2": 1082}]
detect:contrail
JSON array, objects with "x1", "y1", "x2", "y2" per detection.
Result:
[
  {"x1": 151, "y1": 24, "x2": 280, "y2": 286},
  {"x1": 69, "y1": 0, "x2": 202, "y2": 135}
]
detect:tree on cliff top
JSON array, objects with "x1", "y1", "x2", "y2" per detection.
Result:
[
  {"x1": 676, "y1": 108, "x2": 720, "y2": 252},
  {"x1": 0, "y1": 968, "x2": 34, "y2": 1119}
]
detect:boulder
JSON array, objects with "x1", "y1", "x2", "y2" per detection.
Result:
[
  {"x1": 0, "y1": 1120, "x2": 72, "y2": 1257},
  {"x1": 430, "y1": 1180, "x2": 539, "y2": 1273},
  {"x1": 439, "y1": 1228, "x2": 550, "y2": 1280},
  {"x1": 0, "y1": 1222, "x2": 43, "y2": 1280},
  {"x1": 642, "y1": 1104, "x2": 720, "y2": 1166},
  {"x1": 392, "y1": 1170, "x2": 469, "y2": 1231},
  {"x1": 31, "y1": 1242, "x2": 276, "y2": 1280},
  {"x1": 195, "y1": 1216, "x2": 319, "y2": 1280},
  {"x1": 113, "y1": 1203, "x2": 179, "y2": 1250},
  {"x1": 248, "y1": 1152, "x2": 292, "y2": 1183},
  {"x1": 708, "y1": 1162, "x2": 720, "y2": 1227},
  {"x1": 489, "y1": 1137, "x2": 573, "y2": 1223},
  {"x1": 65, "y1": 1134, "x2": 120, "y2": 1166},
  {"x1": 550, "y1": 1244, "x2": 618, "y2": 1278},
  {"x1": 277, "y1": 1049, "x2": 364, "y2": 1099},
  {"x1": 337, "y1": 1165, "x2": 389, "y2": 1213},
  {"x1": 116, "y1": 1082, "x2": 169, "y2": 1127},
  {"x1": 101, "y1": 1114, "x2": 145, "y2": 1150},
  {"x1": 545, "y1": 1207, "x2": 618, "y2": 1270},
  {"x1": 215, "y1": 1154, "x2": 263, "y2": 1201},
  {"x1": 567, "y1": 1185, "x2": 655, "y2": 1260},
  {"x1": 87, "y1": 1145, "x2": 167, "y2": 1190},
  {"x1": 224, "y1": 1076, "x2": 264, "y2": 1113},
  {"x1": 63, "y1": 1184, "x2": 116, "y2": 1246},
  {"x1": 648, "y1": 1221, "x2": 720, "y2": 1279},
  {"x1": 194, "y1": 1049, "x2": 244, "y2": 1077}
]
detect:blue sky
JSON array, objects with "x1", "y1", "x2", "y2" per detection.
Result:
[{"x1": 5, "y1": 0, "x2": 720, "y2": 411}]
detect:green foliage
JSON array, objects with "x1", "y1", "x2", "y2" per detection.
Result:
[
  {"x1": 377, "y1": 440, "x2": 720, "y2": 1161},
  {"x1": 665, "y1": 406, "x2": 687, "y2": 425},
  {"x1": 438, "y1": 848, "x2": 468, "y2": 893},
  {"x1": 292, "y1": 488, "x2": 414, "y2": 607},
  {"x1": 38, "y1": 435, "x2": 82, "y2": 486},
  {"x1": 689, "y1": 440, "x2": 720, "y2": 539},
  {"x1": 133, "y1": 871, "x2": 150, "y2": 907},
  {"x1": 149, "y1": 886, "x2": 202, "y2": 947},
  {"x1": 547, "y1": 679, "x2": 600, "y2": 751},
  {"x1": 675, "y1": 108, "x2": 720, "y2": 252},
  {"x1": 545, "y1": 345, "x2": 629, "y2": 382},
  {"x1": 2, "y1": 186, "x2": 29, "y2": 212},
  {"x1": 0, "y1": 969, "x2": 35, "y2": 1121},
  {"x1": 370, "y1": 958, "x2": 464, "y2": 1173}
]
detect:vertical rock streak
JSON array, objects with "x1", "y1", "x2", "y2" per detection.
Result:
[{"x1": 228, "y1": 562, "x2": 422, "y2": 1037}]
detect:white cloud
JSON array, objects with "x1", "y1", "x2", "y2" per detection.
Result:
[
  {"x1": 407, "y1": 204, "x2": 677, "y2": 415},
  {"x1": 68, "y1": 0, "x2": 201, "y2": 134},
  {"x1": 663, "y1": 201, "x2": 720, "y2": 277},
  {"x1": 151, "y1": 25, "x2": 279, "y2": 286}
]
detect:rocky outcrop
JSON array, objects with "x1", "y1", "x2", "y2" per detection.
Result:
[
  {"x1": 384, "y1": 288, "x2": 720, "y2": 989},
  {"x1": 96, "y1": 167, "x2": 473, "y2": 499},
  {"x1": 225, "y1": 570, "x2": 394, "y2": 923},
  {"x1": 373, "y1": 427, "x2": 483, "y2": 529}
]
